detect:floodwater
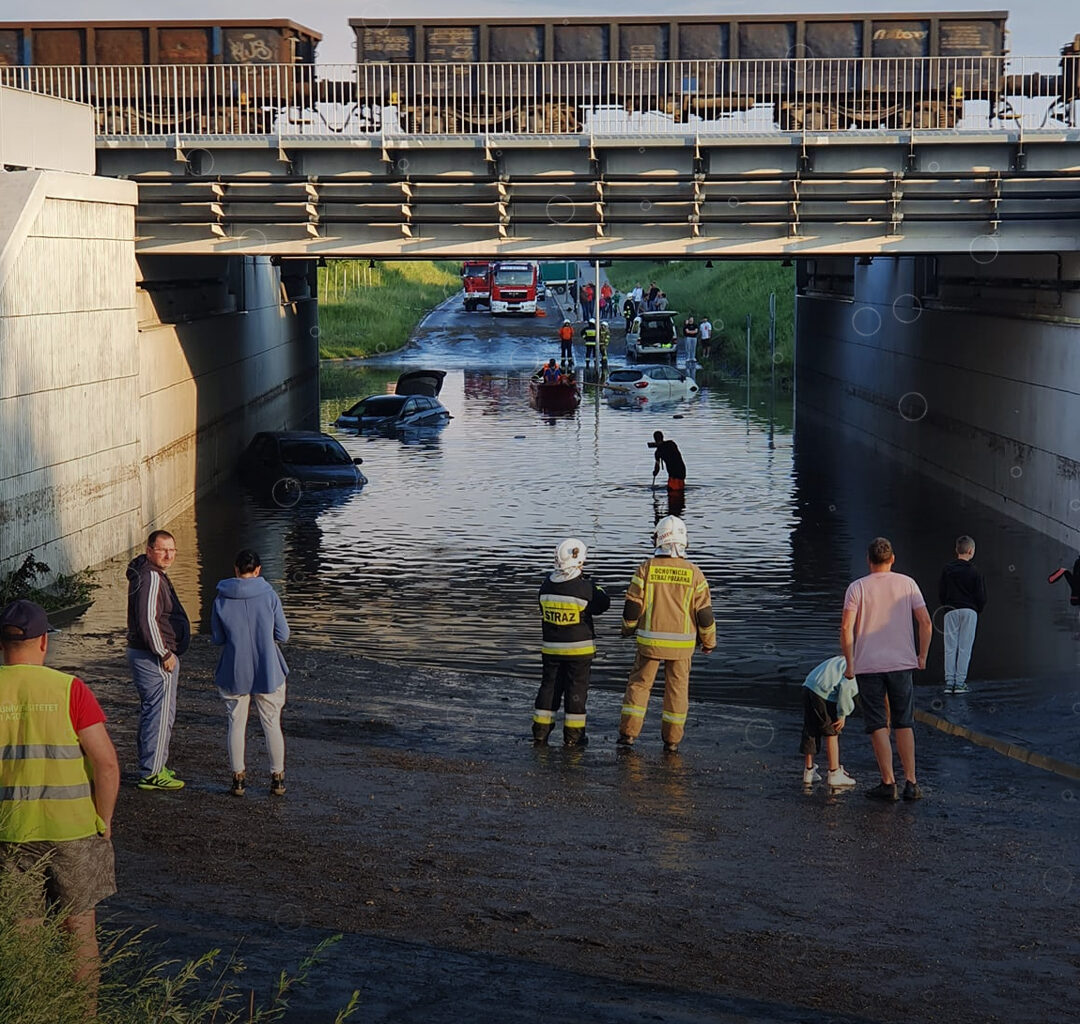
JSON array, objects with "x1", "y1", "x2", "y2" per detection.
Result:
[{"x1": 73, "y1": 293, "x2": 1080, "y2": 718}]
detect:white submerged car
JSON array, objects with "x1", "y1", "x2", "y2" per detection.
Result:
[{"x1": 602, "y1": 364, "x2": 699, "y2": 405}]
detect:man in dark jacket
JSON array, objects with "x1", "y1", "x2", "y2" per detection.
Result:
[
  {"x1": 532, "y1": 538, "x2": 610, "y2": 747},
  {"x1": 126, "y1": 530, "x2": 190, "y2": 790},
  {"x1": 648, "y1": 431, "x2": 687, "y2": 492},
  {"x1": 938, "y1": 535, "x2": 987, "y2": 694}
]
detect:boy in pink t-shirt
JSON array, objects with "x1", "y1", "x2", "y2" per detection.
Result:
[{"x1": 840, "y1": 537, "x2": 933, "y2": 803}]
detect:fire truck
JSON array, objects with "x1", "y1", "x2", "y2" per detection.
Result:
[
  {"x1": 490, "y1": 261, "x2": 538, "y2": 316},
  {"x1": 460, "y1": 261, "x2": 492, "y2": 311}
]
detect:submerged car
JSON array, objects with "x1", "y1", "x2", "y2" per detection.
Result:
[
  {"x1": 237, "y1": 431, "x2": 366, "y2": 499},
  {"x1": 334, "y1": 369, "x2": 451, "y2": 434},
  {"x1": 626, "y1": 310, "x2": 679, "y2": 363},
  {"x1": 602, "y1": 364, "x2": 699, "y2": 405}
]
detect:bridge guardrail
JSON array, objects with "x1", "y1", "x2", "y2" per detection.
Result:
[{"x1": 0, "y1": 57, "x2": 1076, "y2": 139}]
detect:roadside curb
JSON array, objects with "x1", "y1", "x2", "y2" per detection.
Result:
[{"x1": 915, "y1": 708, "x2": 1080, "y2": 781}]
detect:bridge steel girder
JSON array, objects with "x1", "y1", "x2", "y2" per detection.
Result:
[{"x1": 96, "y1": 131, "x2": 1080, "y2": 259}]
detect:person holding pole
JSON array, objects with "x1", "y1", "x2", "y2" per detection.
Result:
[{"x1": 648, "y1": 431, "x2": 686, "y2": 493}]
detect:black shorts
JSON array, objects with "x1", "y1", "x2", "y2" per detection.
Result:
[
  {"x1": 858, "y1": 670, "x2": 914, "y2": 733},
  {"x1": 799, "y1": 689, "x2": 840, "y2": 756}
]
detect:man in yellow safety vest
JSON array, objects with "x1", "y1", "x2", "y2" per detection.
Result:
[
  {"x1": 0, "y1": 599, "x2": 120, "y2": 1007},
  {"x1": 617, "y1": 516, "x2": 716, "y2": 753}
]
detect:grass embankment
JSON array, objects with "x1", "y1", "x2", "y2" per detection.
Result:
[
  {"x1": 608, "y1": 261, "x2": 795, "y2": 384},
  {"x1": 0, "y1": 861, "x2": 358, "y2": 1022},
  {"x1": 317, "y1": 260, "x2": 461, "y2": 359}
]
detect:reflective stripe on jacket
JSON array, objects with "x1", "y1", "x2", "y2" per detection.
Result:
[
  {"x1": 0, "y1": 665, "x2": 103, "y2": 843},
  {"x1": 538, "y1": 573, "x2": 610, "y2": 659},
  {"x1": 621, "y1": 556, "x2": 715, "y2": 660}
]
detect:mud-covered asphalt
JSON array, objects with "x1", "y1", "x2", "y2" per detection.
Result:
[{"x1": 53, "y1": 629, "x2": 1079, "y2": 1024}]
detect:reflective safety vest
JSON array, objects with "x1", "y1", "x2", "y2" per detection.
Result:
[
  {"x1": 621, "y1": 556, "x2": 716, "y2": 660},
  {"x1": 538, "y1": 572, "x2": 610, "y2": 658},
  {"x1": 0, "y1": 665, "x2": 103, "y2": 843},
  {"x1": 582, "y1": 325, "x2": 597, "y2": 344}
]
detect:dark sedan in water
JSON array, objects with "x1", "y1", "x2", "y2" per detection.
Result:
[{"x1": 238, "y1": 431, "x2": 366, "y2": 503}]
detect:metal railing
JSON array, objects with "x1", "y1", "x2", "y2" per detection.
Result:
[{"x1": 1, "y1": 56, "x2": 1077, "y2": 139}]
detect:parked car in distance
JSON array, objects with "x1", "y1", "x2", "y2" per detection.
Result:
[
  {"x1": 626, "y1": 310, "x2": 678, "y2": 363},
  {"x1": 536, "y1": 275, "x2": 547, "y2": 301},
  {"x1": 333, "y1": 369, "x2": 451, "y2": 434},
  {"x1": 602, "y1": 364, "x2": 699, "y2": 405},
  {"x1": 238, "y1": 431, "x2": 366, "y2": 500}
]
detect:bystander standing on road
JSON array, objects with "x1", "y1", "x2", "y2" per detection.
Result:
[
  {"x1": 655, "y1": 291, "x2": 669, "y2": 311},
  {"x1": 212, "y1": 549, "x2": 290, "y2": 797},
  {"x1": 683, "y1": 313, "x2": 699, "y2": 363},
  {"x1": 126, "y1": 530, "x2": 189, "y2": 791},
  {"x1": 840, "y1": 537, "x2": 932, "y2": 801},
  {"x1": 938, "y1": 535, "x2": 986, "y2": 694},
  {"x1": 799, "y1": 654, "x2": 858, "y2": 788},
  {"x1": 623, "y1": 295, "x2": 638, "y2": 332},
  {"x1": 698, "y1": 316, "x2": 712, "y2": 362},
  {"x1": 0, "y1": 600, "x2": 120, "y2": 1009}
]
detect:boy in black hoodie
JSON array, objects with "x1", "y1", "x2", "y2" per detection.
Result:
[{"x1": 938, "y1": 535, "x2": 987, "y2": 694}]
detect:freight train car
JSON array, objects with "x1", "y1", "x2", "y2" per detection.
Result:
[
  {"x1": 0, "y1": 20, "x2": 320, "y2": 133},
  {"x1": 348, "y1": 11, "x2": 1008, "y2": 132}
]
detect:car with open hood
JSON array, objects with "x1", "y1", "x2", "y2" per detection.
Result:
[{"x1": 333, "y1": 369, "x2": 451, "y2": 434}]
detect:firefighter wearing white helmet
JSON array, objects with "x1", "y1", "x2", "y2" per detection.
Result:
[
  {"x1": 532, "y1": 538, "x2": 610, "y2": 746},
  {"x1": 580, "y1": 317, "x2": 598, "y2": 364},
  {"x1": 618, "y1": 515, "x2": 715, "y2": 753}
]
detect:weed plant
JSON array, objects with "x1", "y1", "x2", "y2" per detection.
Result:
[
  {"x1": 317, "y1": 260, "x2": 460, "y2": 359},
  {"x1": 0, "y1": 554, "x2": 99, "y2": 613},
  {"x1": 0, "y1": 858, "x2": 359, "y2": 1023},
  {"x1": 608, "y1": 261, "x2": 796, "y2": 384}
]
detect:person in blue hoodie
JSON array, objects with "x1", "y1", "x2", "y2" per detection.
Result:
[
  {"x1": 211, "y1": 550, "x2": 290, "y2": 797},
  {"x1": 800, "y1": 655, "x2": 858, "y2": 789}
]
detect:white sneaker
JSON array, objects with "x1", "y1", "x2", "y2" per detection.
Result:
[
  {"x1": 827, "y1": 766, "x2": 857, "y2": 788},
  {"x1": 802, "y1": 765, "x2": 822, "y2": 784},
  {"x1": 953, "y1": 681, "x2": 970, "y2": 694}
]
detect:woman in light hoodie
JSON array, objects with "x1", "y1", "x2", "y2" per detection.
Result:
[{"x1": 211, "y1": 549, "x2": 289, "y2": 797}]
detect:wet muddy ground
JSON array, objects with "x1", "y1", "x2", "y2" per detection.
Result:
[{"x1": 54, "y1": 629, "x2": 1079, "y2": 1024}]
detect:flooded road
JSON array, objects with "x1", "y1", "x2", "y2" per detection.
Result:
[{"x1": 74, "y1": 291, "x2": 1080, "y2": 716}]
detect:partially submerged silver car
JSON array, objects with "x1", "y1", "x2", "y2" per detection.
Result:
[{"x1": 334, "y1": 370, "x2": 451, "y2": 434}]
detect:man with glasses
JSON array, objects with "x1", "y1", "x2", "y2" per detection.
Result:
[{"x1": 126, "y1": 530, "x2": 190, "y2": 790}]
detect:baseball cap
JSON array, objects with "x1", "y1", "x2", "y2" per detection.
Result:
[{"x1": 0, "y1": 599, "x2": 55, "y2": 641}]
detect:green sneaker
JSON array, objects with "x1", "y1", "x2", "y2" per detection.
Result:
[{"x1": 137, "y1": 770, "x2": 185, "y2": 791}]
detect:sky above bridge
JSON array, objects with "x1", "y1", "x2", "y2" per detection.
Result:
[{"x1": 22, "y1": 1, "x2": 1074, "y2": 64}]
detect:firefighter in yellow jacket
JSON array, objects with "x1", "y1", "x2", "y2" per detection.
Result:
[{"x1": 618, "y1": 516, "x2": 715, "y2": 753}]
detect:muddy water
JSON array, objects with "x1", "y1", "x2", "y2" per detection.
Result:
[{"x1": 71, "y1": 294, "x2": 1080, "y2": 713}]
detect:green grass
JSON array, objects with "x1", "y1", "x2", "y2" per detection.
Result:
[
  {"x1": 0, "y1": 858, "x2": 360, "y2": 1023},
  {"x1": 317, "y1": 260, "x2": 461, "y2": 359},
  {"x1": 608, "y1": 260, "x2": 796, "y2": 384}
]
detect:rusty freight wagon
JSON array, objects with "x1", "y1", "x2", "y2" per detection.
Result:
[
  {"x1": 348, "y1": 11, "x2": 1009, "y2": 132},
  {"x1": 0, "y1": 20, "x2": 320, "y2": 133}
]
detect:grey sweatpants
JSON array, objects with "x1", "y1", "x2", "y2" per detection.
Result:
[
  {"x1": 943, "y1": 608, "x2": 978, "y2": 686},
  {"x1": 128, "y1": 647, "x2": 179, "y2": 777}
]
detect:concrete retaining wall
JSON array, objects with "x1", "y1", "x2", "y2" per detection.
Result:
[
  {"x1": 796, "y1": 253, "x2": 1080, "y2": 545},
  {"x1": 0, "y1": 171, "x2": 141, "y2": 576},
  {"x1": 0, "y1": 173, "x2": 318, "y2": 577}
]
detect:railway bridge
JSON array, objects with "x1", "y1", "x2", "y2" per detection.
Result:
[{"x1": 3, "y1": 56, "x2": 1079, "y2": 257}]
